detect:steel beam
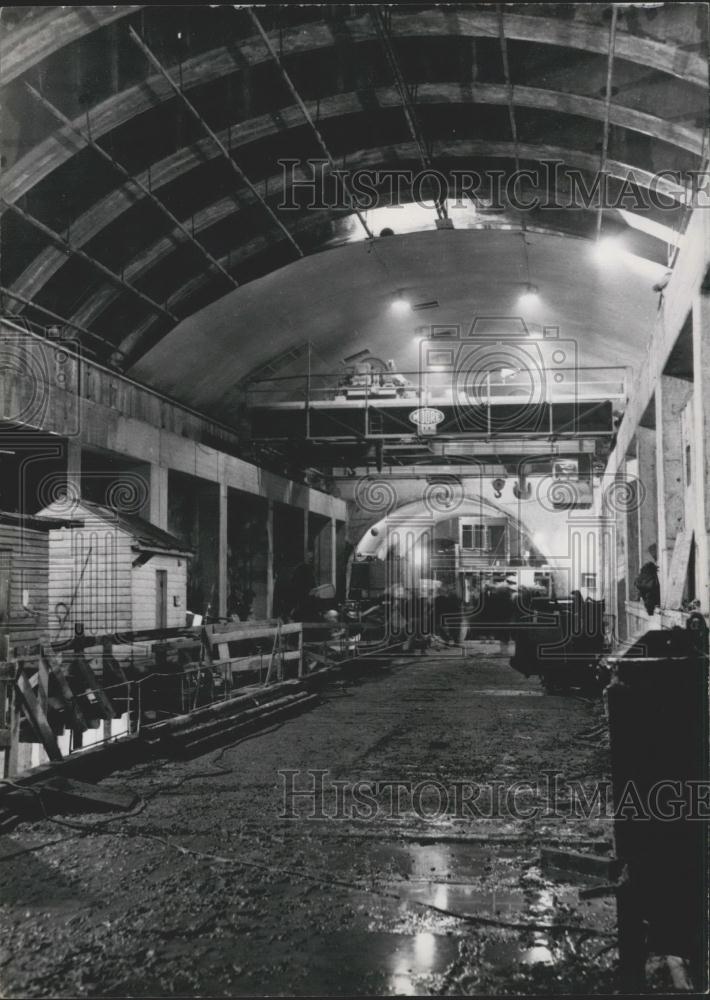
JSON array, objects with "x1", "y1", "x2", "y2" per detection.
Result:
[
  {"x1": 244, "y1": 8, "x2": 375, "y2": 240},
  {"x1": 497, "y1": 6, "x2": 531, "y2": 281},
  {"x1": 128, "y1": 25, "x2": 304, "y2": 258},
  {"x1": 25, "y1": 83, "x2": 238, "y2": 291},
  {"x1": 4, "y1": 36, "x2": 701, "y2": 214},
  {"x1": 0, "y1": 5, "x2": 141, "y2": 87},
  {"x1": 370, "y1": 7, "x2": 446, "y2": 220},
  {"x1": 596, "y1": 5, "x2": 619, "y2": 240},
  {"x1": 1, "y1": 200, "x2": 177, "y2": 323},
  {"x1": 9, "y1": 86, "x2": 691, "y2": 315},
  {"x1": 0, "y1": 286, "x2": 110, "y2": 354}
]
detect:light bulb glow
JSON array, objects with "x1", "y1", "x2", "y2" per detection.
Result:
[
  {"x1": 518, "y1": 284, "x2": 540, "y2": 307},
  {"x1": 594, "y1": 236, "x2": 624, "y2": 263},
  {"x1": 390, "y1": 295, "x2": 411, "y2": 315}
]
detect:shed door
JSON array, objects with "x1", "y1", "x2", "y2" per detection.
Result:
[{"x1": 155, "y1": 569, "x2": 168, "y2": 629}]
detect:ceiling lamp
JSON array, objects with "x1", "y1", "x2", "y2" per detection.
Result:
[
  {"x1": 518, "y1": 284, "x2": 540, "y2": 307},
  {"x1": 390, "y1": 292, "x2": 412, "y2": 315}
]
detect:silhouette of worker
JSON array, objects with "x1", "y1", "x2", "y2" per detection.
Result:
[{"x1": 635, "y1": 543, "x2": 660, "y2": 616}]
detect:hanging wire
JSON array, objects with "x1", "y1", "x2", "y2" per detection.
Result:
[
  {"x1": 596, "y1": 5, "x2": 619, "y2": 241},
  {"x1": 497, "y1": 5, "x2": 532, "y2": 289}
]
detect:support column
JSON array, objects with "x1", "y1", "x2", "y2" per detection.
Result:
[
  {"x1": 149, "y1": 464, "x2": 168, "y2": 530},
  {"x1": 303, "y1": 508, "x2": 309, "y2": 560},
  {"x1": 625, "y1": 451, "x2": 641, "y2": 589},
  {"x1": 692, "y1": 291, "x2": 710, "y2": 613},
  {"x1": 266, "y1": 500, "x2": 274, "y2": 618},
  {"x1": 655, "y1": 375, "x2": 689, "y2": 598},
  {"x1": 66, "y1": 437, "x2": 81, "y2": 499},
  {"x1": 331, "y1": 517, "x2": 337, "y2": 590},
  {"x1": 218, "y1": 481, "x2": 228, "y2": 619},
  {"x1": 636, "y1": 426, "x2": 658, "y2": 562}
]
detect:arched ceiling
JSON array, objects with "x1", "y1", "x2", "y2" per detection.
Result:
[
  {"x1": 0, "y1": 3, "x2": 707, "y2": 404},
  {"x1": 131, "y1": 227, "x2": 659, "y2": 425}
]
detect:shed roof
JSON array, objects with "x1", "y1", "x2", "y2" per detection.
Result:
[
  {"x1": 0, "y1": 510, "x2": 82, "y2": 531},
  {"x1": 37, "y1": 498, "x2": 193, "y2": 555}
]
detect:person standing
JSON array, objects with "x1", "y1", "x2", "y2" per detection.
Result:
[{"x1": 634, "y1": 544, "x2": 660, "y2": 616}]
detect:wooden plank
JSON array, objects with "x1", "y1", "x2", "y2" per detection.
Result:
[
  {"x1": 72, "y1": 655, "x2": 117, "y2": 720},
  {"x1": 5, "y1": 672, "x2": 21, "y2": 777},
  {"x1": 14, "y1": 671, "x2": 63, "y2": 761},
  {"x1": 37, "y1": 655, "x2": 49, "y2": 718},
  {"x1": 40, "y1": 776, "x2": 138, "y2": 812},
  {"x1": 211, "y1": 653, "x2": 274, "y2": 674},
  {"x1": 665, "y1": 530, "x2": 693, "y2": 609},
  {"x1": 206, "y1": 621, "x2": 302, "y2": 645},
  {"x1": 541, "y1": 846, "x2": 620, "y2": 880},
  {"x1": 43, "y1": 653, "x2": 89, "y2": 733}
]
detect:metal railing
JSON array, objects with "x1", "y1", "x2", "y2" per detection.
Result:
[{"x1": 246, "y1": 367, "x2": 629, "y2": 409}]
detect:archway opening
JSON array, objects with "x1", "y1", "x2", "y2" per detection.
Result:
[{"x1": 349, "y1": 496, "x2": 558, "y2": 643}]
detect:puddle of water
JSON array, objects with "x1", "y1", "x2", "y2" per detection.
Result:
[
  {"x1": 397, "y1": 879, "x2": 524, "y2": 916},
  {"x1": 306, "y1": 929, "x2": 459, "y2": 996},
  {"x1": 367, "y1": 840, "x2": 496, "y2": 881},
  {"x1": 482, "y1": 935, "x2": 557, "y2": 967}
]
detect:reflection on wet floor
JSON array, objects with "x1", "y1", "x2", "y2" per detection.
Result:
[
  {"x1": 0, "y1": 653, "x2": 618, "y2": 997},
  {"x1": 303, "y1": 929, "x2": 459, "y2": 996},
  {"x1": 351, "y1": 838, "x2": 615, "y2": 994},
  {"x1": 388, "y1": 930, "x2": 451, "y2": 995}
]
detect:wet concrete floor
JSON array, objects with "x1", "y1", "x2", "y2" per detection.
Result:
[{"x1": 0, "y1": 650, "x2": 620, "y2": 995}]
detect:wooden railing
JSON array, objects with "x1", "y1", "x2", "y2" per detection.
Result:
[{"x1": 1, "y1": 620, "x2": 304, "y2": 778}]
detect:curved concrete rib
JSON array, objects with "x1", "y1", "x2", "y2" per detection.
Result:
[
  {"x1": 8, "y1": 82, "x2": 696, "y2": 307},
  {"x1": 3, "y1": 8, "x2": 704, "y2": 207},
  {"x1": 64, "y1": 137, "x2": 681, "y2": 340},
  {"x1": 0, "y1": 6, "x2": 142, "y2": 87}
]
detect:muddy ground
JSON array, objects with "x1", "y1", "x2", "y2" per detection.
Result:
[{"x1": 0, "y1": 647, "x2": 624, "y2": 996}]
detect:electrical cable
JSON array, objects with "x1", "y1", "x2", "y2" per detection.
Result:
[
  {"x1": 75, "y1": 826, "x2": 617, "y2": 938},
  {"x1": 0, "y1": 740, "x2": 616, "y2": 942},
  {"x1": 0, "y1": 722, "x2": 284, "y2": 857}
]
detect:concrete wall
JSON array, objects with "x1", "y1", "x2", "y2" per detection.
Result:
[
  {"x1": 167, "y1": 470, "x2": 219, "y2": 615},
  {"x1": 0, "y1": 320, "x2": 345, "y2": 520},
  {"x1": 227, "y1": 489, "x2": 269, "y2": 619},
  {"x1": 0, "y1": 320, "x2": 346, "y2": 619}
]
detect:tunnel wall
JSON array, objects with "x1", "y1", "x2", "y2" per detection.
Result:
[{"x1": 599, "y1": 204, "x2": 710, "y2": 640}]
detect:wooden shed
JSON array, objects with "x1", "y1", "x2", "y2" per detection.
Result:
[
  {"x1": 0, "y1": 511, "x2": 80, "y2": 657},
  {"x1": 37, "y1": 499, "x2": 192, "y2": 640}
]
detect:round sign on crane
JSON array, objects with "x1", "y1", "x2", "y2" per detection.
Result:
[{"x1": 408, "y1": 406, "x2": 445, "y2": 435}]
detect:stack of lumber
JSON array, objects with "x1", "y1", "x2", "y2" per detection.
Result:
[{"x1": 140, "y1": 677, "x2": 320, "y2": 754}]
